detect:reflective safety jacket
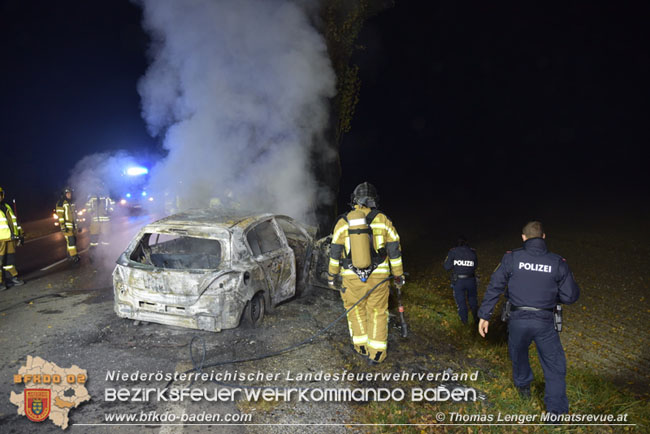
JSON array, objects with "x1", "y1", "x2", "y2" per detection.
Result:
[
  {"x1": 0, "y1": 202, "x2": 22, "y2": 240},
  {"x1": 328, "y1": 206, "x2": 404, "y2": 278},
  {"x1": 56, "y1": 199, "x2": 77, "y2": 232},
  {"x1": 86, "y1": 196, "x2": 114, "y2": 222}
]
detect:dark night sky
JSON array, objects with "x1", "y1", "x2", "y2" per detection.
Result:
[
  {"x1": 342, "y1": 1, "x2": 649, "y2": 216},
  {"x1": 2, "y1": 0, "x2": 649, "y2": 221}
]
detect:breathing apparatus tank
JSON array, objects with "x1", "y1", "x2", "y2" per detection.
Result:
[{"x1": 347, "y1": 209, "x2": 372, "y2": 269}]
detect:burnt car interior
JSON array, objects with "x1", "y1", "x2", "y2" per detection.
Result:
[
  {"x1": 130, "y1": 233, "x2": 222, "y2": 270},
  {"x1": 275, "y1": 218, "x2": 311, "y2": 288},
  {"x1": 246, "y1": 220, "x2": 282, "y2": 257}
]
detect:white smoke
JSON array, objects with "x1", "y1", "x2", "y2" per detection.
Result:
[{"x1": 137, "y1": 0, "x2": 337, "y2": 223}]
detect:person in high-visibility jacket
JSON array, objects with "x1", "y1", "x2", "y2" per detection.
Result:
[
  {"x1": 328, "y1": 182, "x2": 405, "y2": 364},
  {"x1": 85, "y1": 194, "x2": 114, "y2": 251},
  {"x1": 56, "y1": 188, "x2": 79, "y2": 263},
  {"x1": 0, "y1": 187, "x2": 25, "y2": 290}
]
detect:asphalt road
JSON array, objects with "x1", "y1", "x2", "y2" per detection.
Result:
[
  {"x1": 14, "y1": 215, "x2": 153, "y2": 281},
  {"x1": 0, "y1": 247, "x2": 356, "y2": 433}
]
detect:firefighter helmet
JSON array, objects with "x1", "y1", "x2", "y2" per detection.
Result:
[{"x1": 350, "y1": 182, "x2": 378, "y2": 208}]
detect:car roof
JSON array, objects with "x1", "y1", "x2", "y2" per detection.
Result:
[{"x1": 152, "y1": 208, "x2": 274, "y2": 230}]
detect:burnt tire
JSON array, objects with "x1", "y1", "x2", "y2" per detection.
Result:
[{"x1": 242, "y1": 292, "x2": 265, "y2": 328}]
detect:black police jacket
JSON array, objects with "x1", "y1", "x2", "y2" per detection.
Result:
[
  {"x1": 478, "y1": 237, "x2": 580, "y2": 320},
  {"x1": 443, "y1": 246, "x2": 477, "y2": 277}
]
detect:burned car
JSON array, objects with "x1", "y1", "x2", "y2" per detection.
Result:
[{"x1": 113, "y1": 208, "x2": 329, "y2": 332}]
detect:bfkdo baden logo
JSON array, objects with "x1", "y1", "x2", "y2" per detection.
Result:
[
  {"x1": 25, "y1": 389, "x2": 51, "y2": 422},
  {"x1": 9, "y1": 356, "x2": 91, "y2": 430}
]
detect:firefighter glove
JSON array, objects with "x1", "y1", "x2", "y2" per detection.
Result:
[
  {"x1": 327, "y1": 273, "x2": 340, "y2": 289},
  {"x1": 394, "y1": 274, "x2": 405, "y2": 289}
]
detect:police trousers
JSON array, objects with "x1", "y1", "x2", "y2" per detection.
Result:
[
  {"x1": 340, "y1": 274, "x2": 390, "y2": 363},
  {"x1": 452, "y1": 277, "x2": 477, "y2": 323},
  {"x1": 508, "y1": 311, "x2": 568, "y2": 414}
]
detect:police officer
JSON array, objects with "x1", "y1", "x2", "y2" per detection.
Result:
[
  {"x1": 478, "y1": 221, "x2": 580, "y2": 414},
  {"x1": 328, "y1": 182, "x2": 405, "y2": 364},
  {"x1": 0, "y1": 187, "x2": 25, "y2": 290},
  {"x1": 56, "y1": 188, "x2": 80, "y2": 263},
  {"x1": 444, "y1": 236, "x2": 478, "y2": 324}
]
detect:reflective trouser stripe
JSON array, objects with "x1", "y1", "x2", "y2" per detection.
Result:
[
  {"x1": 367, "y1": 339, "x2": 387, "y2": 350},
  {"x1": 372, "y1": 308, "x2": 379, "y2": 340},
  {"x1": 353, "y1": 306, "x2": 365, "y2": 335},
  {"x1": 3, "y1": 265, "x2": 18, "y2": 277},
  {"x1": 0, "y1": 244, "x2": 18, "y2": 278},
  {"x1": 65, "y1": 236, "x2": 77, "y2": 256},
  {"x1": 352, "y1": 335, "x2": 368, "y2": 345},
  {"x1": 329, "y1": 258, "x2": 339, "y2": 267}
]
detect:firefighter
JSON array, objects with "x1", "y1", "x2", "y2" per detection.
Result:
[
  {"x1": 478, "y1": 221, "x2": 580, "y2": 414},
  {"x1": 328, "y1": 182, "x2": 405, "y2": 364},
  {"x1": 85, "y1": 193, "x2": 114, "y2": 252},
  {"x1": 443, "y1": 236, "x2": 478, "y2": 324},
  {"x1": 56, "y1": 188, "x2": 79, "y2": 263},
  {"x1": 0, "y1": 187, "x2": 25, "y2": 290}
]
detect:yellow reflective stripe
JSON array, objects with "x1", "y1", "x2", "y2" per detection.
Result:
[
  {"x1": 390, "y1": 258, "x2": 402, "y2": 267},
  {"x1": 348, "y1": 218, "x2": 366, "y2": 226},
  {"x1": 3, "y1": 265, "x2": 14, "y2": 270},
  {"x1": 375, "y1": 235, "x2": 384, "y2": 248},
  {"x1": 329, "y1": 258, "x2": 339, "y2": 267},
  {"x1": 333, "y1": 224, "x2": 349, "y2": 243},
  {"x1": 372, "y1": 308, "x2": 378, "y2": 339},
  {"x1": 354, "y1": 306, "x2": 365, "y2": 334},
  {"x1": 367, "y1": 339, "x2": 387, "y2": 350},
  {"x1": 341, "y1": 269, "x2": 356, "y2": 276},
  {"x1": 352, "y1": 335, "x2": 368, "y2": 345},
  {"x1": 370, "y1": 222, "x2": 399, "y2": 241}
]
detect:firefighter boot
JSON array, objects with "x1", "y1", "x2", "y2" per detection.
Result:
[{"x1": 9, "y1": 277, "x2": 24, "y2": 286}]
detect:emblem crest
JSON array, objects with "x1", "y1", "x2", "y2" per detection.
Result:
[{"x1": 25, "y1": 389, "x2": 51, "y2": 422}]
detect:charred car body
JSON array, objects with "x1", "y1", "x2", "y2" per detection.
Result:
[{"x1": 113, "y1": 208, "x2": 330, "y2": 332}]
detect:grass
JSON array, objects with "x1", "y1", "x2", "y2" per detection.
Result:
[{"x1": 355, "y1": 275, "x2": 649, "y2": 433}]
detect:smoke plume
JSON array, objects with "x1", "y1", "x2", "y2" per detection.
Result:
[{"x1": 137, "y1": 0, "x2": 336, "y2": 223}]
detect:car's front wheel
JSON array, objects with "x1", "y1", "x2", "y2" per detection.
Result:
[{"x1": 242, "y1": 291, "x2": 265, "y2": 328}]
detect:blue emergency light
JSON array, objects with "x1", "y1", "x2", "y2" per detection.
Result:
[{"x1": 126, "y1": 166, "x2": 149, "y2": 176}]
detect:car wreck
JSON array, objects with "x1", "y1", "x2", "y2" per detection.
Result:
[{"x1": 113, "y1": 208, "x2": 330, "y2": 332}]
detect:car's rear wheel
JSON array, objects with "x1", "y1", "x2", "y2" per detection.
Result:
[{"x1": 242, "y1": 291, "x2": 265, "y2": 328}]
